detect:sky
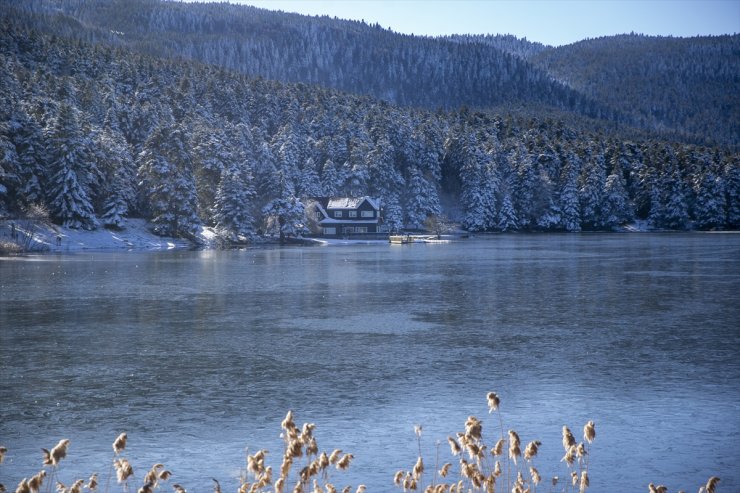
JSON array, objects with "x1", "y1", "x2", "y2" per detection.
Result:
[{"x1": 226, "y1": 0, "x2": 740, "y2": 46}]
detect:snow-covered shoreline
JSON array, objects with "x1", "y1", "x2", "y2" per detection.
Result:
[{"x1": 0, "y1": 218, "x2": 197, "y2": 253}]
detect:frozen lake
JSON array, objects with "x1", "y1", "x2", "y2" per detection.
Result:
[{"x1": 1, "y1": 233, "x2": 739, "y2": 492}]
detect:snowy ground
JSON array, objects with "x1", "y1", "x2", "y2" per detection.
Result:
[
  {"x1": 0, "y1": 218, "x2": 201, "y2": 253},
  {"x1": 0, "y1": 218, "x2": 660, "y2": 254}
]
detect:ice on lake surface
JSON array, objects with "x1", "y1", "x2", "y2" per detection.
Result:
[{"x1": 1, "y1": 233, "x2": 739, "y2": 492}]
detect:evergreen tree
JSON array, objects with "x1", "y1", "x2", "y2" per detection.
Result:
[
  {"x1": 404, "y1": 166, "x2": 440, "y2": 229},
  {"x1": 213, "y1": 161, "x2": 256, "y2": 241},
  {"x1": 137, "y1": 125, "x2": 201, "y2": 237},
  {"x1": 693, "y1": 170, "x2": 726, "y2": 230},
  {"x1": 602, "y1": 168, "x2": 633, "y2": 229},
  {"x1": 559, "y1": 157, "x2": 582, "y2": 232},
  {"x1": 45, "y1": 103, "x2": 98, "y2": 229},
  {"x1": 262, "y1": 196, "x2": 305, "y2": 243}
]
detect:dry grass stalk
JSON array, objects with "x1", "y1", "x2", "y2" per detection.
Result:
[
  {"x1": 112, "y1": 433, "x2": 127, "y2": 455},
  {"x1": 447, "y1": 438, "x2": 461, "y2": 457},
  {"x1": 583, "y1": 422, "x2": 595, "y2": 444},
  {"x1": 27, "y1": 471, "x2": 45, "y2": 493},
  {"x1": 579, "y1": 471, "x2": 589, "y2": 493},
  {"x1": 523, "y1": 441, "x2": 541, "y2": 461},
  {"x1": 562, "y1": 427, "x2": 576, "y2": 452},
  {"x1": 328, "y1": 450, "x2": 342, "y2": 466},
  {"x1": 576, "y1": 443, "x2": 587, "y2": 459},
  {"x1": 491, "y1": 438, "x2": 504, "y2": 457},
  {"x1": 335, "y1": 454, "x2": 353, "y2": 471},
  {"x1": 86, "y1": 474, "x2": 98, "y2": 491},
  {"x1": 14, "y1": 478, "x2": 30, "y2": 493},
  {"x1": 561, "y1": 445, "x2": 576, "y2": 466},
  {"x1": 486, "y1": 392, "x2": 500, "y2": 413},
  {"x1": 114, "y1": 459, "x2": 133, "y2": 483},
  {"x1": 507, "y1": 430, "x2": 521, "y2": 464},
  {"x1": 412, "y1": 457, "x2": 424, "y2": 480},
  {"x1": 529, "y1": 466, "x2": 541, "y2": 486},
  {"x1": 705, "y1": 476, "x2": 720, "y2": 493},
  {"x1": 464, "y1": 417, "x2": 482, "y2": 442}
]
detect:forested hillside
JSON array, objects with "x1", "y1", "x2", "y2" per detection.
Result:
[
  {"x1": 0, "y1": 2, "x2": 738, "y2": 242},
  {"x1": 8, "y1": 0, "x2": 739, "y2": 148},
  {"x1": 532, "y1": 34, "x2": 740, "y2": 147}
]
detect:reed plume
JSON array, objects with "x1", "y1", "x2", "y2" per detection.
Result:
[
  {"x1": 446, "y1": 437, "x2": 461, "y2": 456},
  {"x1": 562, "y1": 427, "x2": 575, "y2": 452},
  {"x1": 576, "y1": 443, "x2": 587, "y2": 459},
  {"x1": 14, "y1": 478, "x2": 30, "y2": 493},
  {"x1": 172, "y1": 485, "x2": 186, "y2": 493},
  {"x1": 523, "y1": 441, "x2": 541, "y2": 461},
  {"x1": 583, "y1": 421, "x2": 595, "y2": 444},
  {"x1": 393, "y1": 471, "x2": 405, "y2": 486},
  {"x1": 561, "y1": 445, "x2": 576, "y2": 466},
  {"x1": 0, "y1": 446, "x2": 6, "y2": 464},
  {"x1": 86, "y1": 474, "x2": 98, "y2": 491},
  {"x1": 705, "y1": 477, "x2": 720, "y2": 493},
  {"x1": 507, "y1": 430, "x2": 521, "y2": 464},
  {"x1": 27, "y1": 471, "x2": 45, "y2": 493},
  {"x1": 412, "y1": 457, "x2": 423, "y2": 480},
  {"x1": 112, "y1": 434, "x2": 127, "y2": 455},
  {"x1": 439, "y1": 463, "x2": 451, "y2": 478},
  {"x1": 464, "y1": 417, "x2": 482, "y2": 442},
  {"x1": 335, "y1": 454, "x2": 353, "y2": 471},
  {"x1": 486, "y1": 392, "x2": 500, "y2": 413},
  {"x1": 328, "y1": 450, "x2": 342, "y2": 466},
  {"x1": 49, "y1": 440, "x2": 70, "y2": 466},
  {"x1": 529, "y1": 466, "x2": 541, "y2": 485},
  {"x1": 114, "y1": 459, "x2": 133, "y2": 483},
  {"x1": 579, "y1": 471, "x2": 589, "y2": 493},
  {"x1": 211, "y1": 478, "x2": 221, "y2": 493}
]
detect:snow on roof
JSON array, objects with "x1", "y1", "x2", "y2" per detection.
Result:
[{"x1": 327, "y1": 197, "x2": 380, "y2": 210}]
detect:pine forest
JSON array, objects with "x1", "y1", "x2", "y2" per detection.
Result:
[{"x1": 1, "y1": 0, "x2": 739, "y2": 243}]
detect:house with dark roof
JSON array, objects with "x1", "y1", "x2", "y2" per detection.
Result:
[{"x1": 313, "y1": 197, "x2": 382, "y2": 236}]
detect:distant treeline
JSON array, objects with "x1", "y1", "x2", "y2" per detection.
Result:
[{"x1": 0, "y1": 13, "x2": 738, "y2": 241}]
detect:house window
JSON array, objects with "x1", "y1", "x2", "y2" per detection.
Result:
[
  {"x1": 355, "y1": 227, "x2": 368, "y2": 233},
  {"x1": 361, "y1": 210, "x2": 374, "y2": 218},
  {"x1": 344, "y1": 227, "x2": 355, "y2": 234},
  {"x1": 334, "y1": 211, "x2": 342, "y2": 218},
  {"x1": 349, "y1": 210, "x2": 357, "y2": 218},
  {"x1": 323, "y1": 227, "x2": 336, "y2": 235},
  {"x1": 316, "y1": 212, "x2": 323, "y2": 221}
]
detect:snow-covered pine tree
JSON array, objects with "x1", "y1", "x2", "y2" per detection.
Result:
[
  {"x1": 458, "y1": 133, "x2": 496, "y2": 231},
  {"x1": 190, "y1": 123, "x2": 232, "y2": 224},
  {"x1": 261, "y1": 196, "x2": 305, "y2": 243},
  {"x1": 0, "y1": 124, "x2": 21, "y2": 216},
  {"x1": 558, "y1": 155, "x2": 582, "y2": 232},
  {"x1": 662, "y1": 167, "x2": 690, "y2": 230},
  {"x1": 382, "y1": 193, "x2": 404, "y2": 233},
  {"x1": 692, "y1": 169, "x2": 726, "y2": 230},
  {"x1": 724, "y1": 156, "x2": 740, "y2": 229},
  {"x1": 404, "y1": 166, "x2": 440, "y2": 230},
  {"x1": 45, "y1": 103, "x2": 98, "y2": 229},
  {"x1": 213, "y1": 160, "x2": 256, "y2": 242},
  {"x1": 578, "y1": 143, "x2": 607, "y2": 229},
  {"x1": 137, "y1": 124, "x2": 201, "y2": 237},
  {"x1": 602, "y1": 166, "x2": 633, "y2": 229},
  {"x1": 496, "y1": 186, "x2": 518, "y2": 232}
]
